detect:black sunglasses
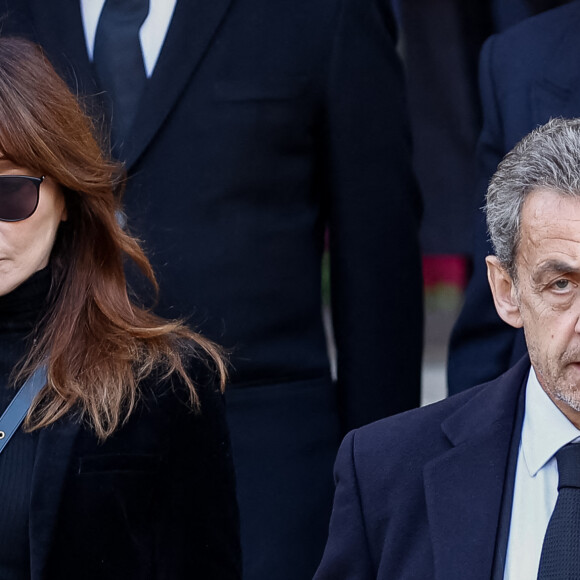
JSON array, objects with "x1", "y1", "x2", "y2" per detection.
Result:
[{"x1": 0, "y1": 175, "x2": 45, "y2": 222}]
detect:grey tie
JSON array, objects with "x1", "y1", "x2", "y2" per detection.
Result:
[
  {"x1": 93, "y1": 0, "x2": 150, "y2": 146},
  {"x1": 537, "y1": 443, "x2": 580, "y2": 579}
]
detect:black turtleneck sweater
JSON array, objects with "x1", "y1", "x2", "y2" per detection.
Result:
[{"x1": 0, "y1": 268, "x2": 50, "y2": 580}]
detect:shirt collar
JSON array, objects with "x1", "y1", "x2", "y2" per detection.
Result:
[{"x1": 521, "y1": 367, "x2": 580, "y2": 477}]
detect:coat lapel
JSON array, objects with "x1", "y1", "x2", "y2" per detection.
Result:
[
  {"x1": 29, "y1": 0, "x2": 98, "y2": 95},
  {"x1": 30, "y1": 0, "x2": 234, "y2": 168},
  {"x1": 424, "y1": 358, "x2": 529, "y2": 580},
  {"x1": 29, "y1": 417, "x2": 80, "y2": 580},
  {"x1": 531, "y1": 6, "x2": 580, "y2": 124},
  {"x1": 123, "y1": 0, "x2": 234, "y2": 167}
]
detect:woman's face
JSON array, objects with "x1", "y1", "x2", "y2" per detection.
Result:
[{"x1": 0, "y1": 159, "x2": 67, "y2": 296}]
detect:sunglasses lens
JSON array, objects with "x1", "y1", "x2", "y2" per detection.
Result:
[{"x1": 0, "y1": 177, "x2": 39, "y2": 221}]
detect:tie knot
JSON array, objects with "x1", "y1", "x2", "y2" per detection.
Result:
[
  {"x1": 106, "y1": 0, "x2": 149, "y2": 18},
  {"x1": 556, "y1": 443, "x2": 580, "y2": 489}
]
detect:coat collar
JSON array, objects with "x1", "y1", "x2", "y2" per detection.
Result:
[
  {"x1": 29, "y1": 0, "x2": 233, "y2": 169},
  {"x1": 423, "y1": 356, "x2": 530, "y2": 580},
  {"x1": 29, "y1": 415, "x2": 81, "y2": 580}
]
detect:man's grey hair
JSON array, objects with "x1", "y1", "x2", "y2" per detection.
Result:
[{"x1": 486, "y1": 117, "x2": 580, "y2": 277}]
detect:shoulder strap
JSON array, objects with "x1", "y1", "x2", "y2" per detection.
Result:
[{"x1": 0, "y1": 366, "x2": 47, "y2": 454}]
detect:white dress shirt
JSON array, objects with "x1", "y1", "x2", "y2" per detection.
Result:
[
  {"x1": 79, "y1": 0, "x2": 177, "y2": 77},
  {"x1": 504, "y1": 368, "x2": 580, "y2": 579}
]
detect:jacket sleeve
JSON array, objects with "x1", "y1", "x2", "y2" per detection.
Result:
[
  {"x1": 324, "y1": 0, "x2": 423, "y2": 430},
  {"x1": 314, "y1": 430, "x2": 375, "y2": 579},
  {"x1": 447, "y1": 34, "x2": 525, "y2": 395}
]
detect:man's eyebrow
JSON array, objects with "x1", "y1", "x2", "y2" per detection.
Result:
[{"x1": 533, "y1": 260, "x2": 580, "y2": 281}]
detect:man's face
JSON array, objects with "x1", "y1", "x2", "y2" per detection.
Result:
[{"x1": 509, "y1": 189, "x2": 580, "y2": 418}]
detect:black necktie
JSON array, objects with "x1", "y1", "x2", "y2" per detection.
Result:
[
  {"x1": 537, "y1": 443, "x2": 580, "y2": 579},
  {"x1": 93, "y1": 0, "x2": 150, "y2": 145}
]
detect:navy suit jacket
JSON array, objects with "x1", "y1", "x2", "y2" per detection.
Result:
[
  {"x1": 0, "y1": 0, "x2": 423, "y2": 577},
  {"x1": 448, "y1": 1, "x2": 580, "y2": 394},
  {"x1": 315, "y1": 356, "x2": 529, "y2": 580}
]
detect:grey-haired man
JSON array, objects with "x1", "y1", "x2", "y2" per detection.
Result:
[{"x1": 316, "y1": 117, "x2": 580, "y2": 580}]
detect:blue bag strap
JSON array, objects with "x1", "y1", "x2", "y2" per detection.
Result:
[{"x1": 0, "y1": 365, "x2": 47, "y2": 454}]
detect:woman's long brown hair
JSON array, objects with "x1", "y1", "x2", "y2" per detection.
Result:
[{"x1": 0, "y1": 38, "x2": 226, "y2": 439}]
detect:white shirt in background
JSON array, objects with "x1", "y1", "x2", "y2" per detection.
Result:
[{"x1": 79, "y1": 0, "x2": 177, "y2": 77}]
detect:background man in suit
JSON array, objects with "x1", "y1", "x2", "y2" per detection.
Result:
[
  {"x1": 315, "y1": 118, "x2": 580, "y2": 579},
  {"x1": 449, "y1": 1, "x2": 580, "y2": 394},
  {"x1": 0, "y1": 1, "x2": 424, "y2": 577},
  {"x1": 388, "y1": 0, "x2": 570, "y2": 257}
]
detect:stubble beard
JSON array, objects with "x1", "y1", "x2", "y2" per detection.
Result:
[{"x1": 532, "y1": 348, "x2": 580, "y2": 413}]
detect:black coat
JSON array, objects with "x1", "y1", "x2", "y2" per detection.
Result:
[
  {"x1": 0, "y1": 0, "x2": 423, "y2": 576},
  {"x1": 29, "y1": 368, "x2": 240, "y2": 579},
  {"x1": 448, "y1": 1, "x2": 580, "y2": 394}
]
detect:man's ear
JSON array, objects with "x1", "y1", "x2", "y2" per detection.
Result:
[{"x1": 486, "y1": 256, "x2": 523, "y2": 329}]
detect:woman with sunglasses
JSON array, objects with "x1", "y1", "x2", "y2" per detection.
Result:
[{"x1": 0, "y1": 37, "x2": 240, "y2": 579}]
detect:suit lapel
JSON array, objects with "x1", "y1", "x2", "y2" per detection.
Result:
[
  {"x1": 531, "y1": 5, "x2": 580, "y2": 123},
  {"x1": 30, "y1": 0, "x2": 234, "y2": 167},
  {"x1": 424, "y1": 358, "x2": 529, "y2": 580},
  {"x1": 123, "y1": 0, "x2": 234, "y2": 167},
  {"x1": 29, "y1": 417, "x2": 80, "y2": 580},
  {"x1": 29, "y1": 0, "x2": 97, "y2": 94}
]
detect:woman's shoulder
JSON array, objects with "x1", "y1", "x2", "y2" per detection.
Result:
[
  {"x1": 137, "y1": 350, "x2": 226, "y2": 427},
  {"x1": 72, "y1": 350, "x2": 229, "y2": 461}
]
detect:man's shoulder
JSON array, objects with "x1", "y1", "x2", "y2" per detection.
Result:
[
  {"x1": 330, "y1": 382, "x2": 499, "y2": 520},
  {"x1": 351, "y1": 383, "x2": 489, "y2": 457},
  {"x1": 487, "y1": 1, "x2": 580, "y2": 62},
  {"x1": 350, "y1": 357, "x2": 528, "y2": 467}
]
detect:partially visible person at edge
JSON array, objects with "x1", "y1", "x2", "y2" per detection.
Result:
[
  {"x1": 448, "y1": 1, "x2": 578, "y2": 394},
  {"x1": 0, "y1": 37, "x2": 240, "y2": 579}
]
